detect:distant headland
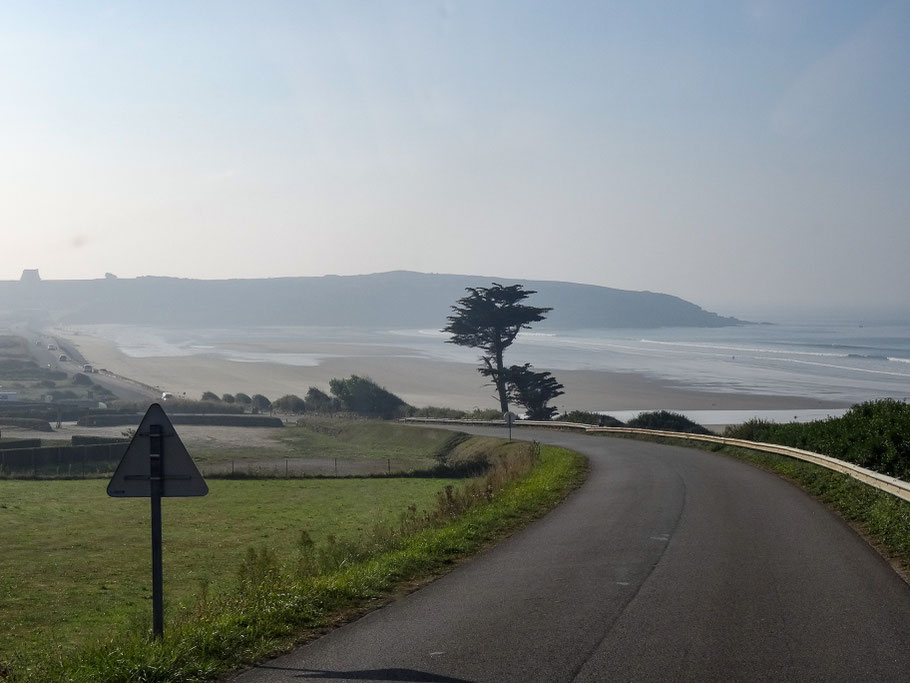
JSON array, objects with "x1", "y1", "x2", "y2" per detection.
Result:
[{"x1": 0, "y1": 270, "x2": 745, "y2": 329}]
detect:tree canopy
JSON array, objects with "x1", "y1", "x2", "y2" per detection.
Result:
[
  {"x1": 443, "y1": 283, "x2": 551, "y2": 414},
  {"x1": 273, "y1": 394, "x2": 306, "y2": 413},
  {"x1": 506, "y1": 363, "x2": 565, "y2": 421},
  {"x1": 329, "y1": 375, "x2": 409, "y2": 419},
  {"x1": 250, "y1": 394, "x2": 271, "y2": 413}
]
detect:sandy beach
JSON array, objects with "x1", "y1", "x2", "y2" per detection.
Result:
[{"x1": 55, "y1": 326, "x2": 842, "y2": 414}]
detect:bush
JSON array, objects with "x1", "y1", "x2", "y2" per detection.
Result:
[
  {"x1": 329, "y1": 375, "x2": 410, "y2": 419},
  {"x1": 627, "y1": 410, "x2": 712, "y2": 435},
  {"x1": 273, "y1": 394, "x2": 306, "y2": 414},
  {"x1": 468, "y1": 407, "x2": 504, "y2": 420},
  {"x1": 305, "y1": 387, "x2": 338, "y2": 413},
  {"x1": 406, "y1": 406, "x2": 468, "y2": 419},
  {"x1": 724, "y1": 399, "x2": 910, "y2": 481},
  {"x1": 221, "y1": 393, "x2": 236, "y2": 403},
  {"x1": 201, "y1": 391, "x2": 221, "y2": 401},
  {"x1": 72, "y1": 373, "x2": 92, "y2": 386},
  {"x1": 561, "y1": 410, "x2": 625, "y2": 427},
  {"x1": 251, "y1": 394, "x2": 271, "y2": 412},
  {"x1": 235, "y1": 392, "x2": 252, "y2": 405}
]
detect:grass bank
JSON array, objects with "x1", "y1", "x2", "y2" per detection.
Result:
[{"x1": 1, "y1": 442, "x2": 586, "y2": 682}]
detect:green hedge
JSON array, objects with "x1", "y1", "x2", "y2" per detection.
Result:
[{"x1": 724, "y1": 399, "x2": 910, "y2": 480}]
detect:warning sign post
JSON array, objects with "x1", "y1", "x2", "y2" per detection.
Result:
[{"x1": 107, "y1": 403, "x2": 208, "y2": 638}]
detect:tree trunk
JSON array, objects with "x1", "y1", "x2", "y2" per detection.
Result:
[{"x1": 494, "y1": 347, "x2": 508, "y2": 414}]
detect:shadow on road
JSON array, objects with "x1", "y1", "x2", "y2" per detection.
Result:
[{"x1": 253, "y1": 665, "x2": 474, "y2": 682}]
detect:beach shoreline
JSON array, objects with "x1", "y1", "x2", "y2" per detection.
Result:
[{"x1": 51, "y1": 325, "x2": 846, "y2": 414}]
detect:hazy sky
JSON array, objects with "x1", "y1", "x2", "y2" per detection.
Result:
[{"x1": 2, "y1": 1, "x2": 909, "y2": 319}]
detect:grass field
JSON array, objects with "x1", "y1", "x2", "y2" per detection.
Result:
[
  {"x1": 1, "y1": 412, "x2": 588, "y2": 682},
  {"x1": 0, "y1": 476, "x2": 458, "y2": 658},
  {"x1": 2, "y1": 441, "x2": 585, "y2": 682},
  {"x1": 179, "y1": 417, "x2": 456, "y2": 472}
]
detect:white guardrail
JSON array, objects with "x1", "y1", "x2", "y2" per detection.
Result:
[{"x1": 402, "y1": 417, "x2": 910, "y2": 504}]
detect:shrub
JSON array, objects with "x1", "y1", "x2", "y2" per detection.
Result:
[
  {"x1": 273, "y1": 394, "x2": 306, "y2": 414},
  {"x1": 406, "y1": 406, "x2": 467, "y2": 419},
  {"x1": 724, "y1": 399, "x2": 910, "y2": 481},
  {"x1": 561, "y1": 410, "x2": 625, "y2": 427},
  {"x1": 251, "y1": 394, "x2": 271, "y2": 412},
  {"x1": 221, "y1": 393, "x2": 236, "y2": 403},
  {"x1": 627, "y1": 410, "x2": 712, "y2": 435},
  {"x1": 329, "y1": 375, "x2": 410, "y2": 419},
  {"x1": 235, "y1": 392, "x2": 252, "y2": 405},
  {"x1": 71, "y1": 373, "x2": 92, "y2": 386},
  {"x1": 201, "y1": 391, "x2": 221, "y2": 401},
  {"x1": 305, "y1": 387, "x2": 337, "y2": 413},
  {"x1": 468, "y1": 407, "x2": 504, "y2": 420}
]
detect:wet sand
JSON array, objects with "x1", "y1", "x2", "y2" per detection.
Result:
[{"x1": 56, "y1": 327, "x2": 842, "y2": 413}]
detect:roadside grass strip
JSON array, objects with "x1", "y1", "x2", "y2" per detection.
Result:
[{"x1": 1, "y1": 444, "x2": 586, "y2": 682}]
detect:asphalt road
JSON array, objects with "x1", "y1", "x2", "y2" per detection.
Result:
[
  {"x1": 232, "y1": 427, "x2": 910, "y2": 682},
  {"x1": 19, "y1": 328, "x2": 158, "y2": 403}
]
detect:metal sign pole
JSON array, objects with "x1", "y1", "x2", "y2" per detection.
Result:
[
  {"x1": 108, "y1": 403, "x2": 208, "y2": 640},
  {"x1": 149, "y1": 423, "x2": 164, "y2": 639}
]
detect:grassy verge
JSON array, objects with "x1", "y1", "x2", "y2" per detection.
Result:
[
  {"x1": 1, "y1": 443, "x2": 586, "y2": 682},
  {"x1": 607, "y1": 432, "x2": 910, "y2": 575}
]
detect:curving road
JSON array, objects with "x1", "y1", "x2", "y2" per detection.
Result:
[{"x1": 232, "y1": 427, "x2": 910, "y2": 682}]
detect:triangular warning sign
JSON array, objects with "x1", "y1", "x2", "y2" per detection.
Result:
[{"x1": 107, "y1": 403, "x2": 208, "y2": 497}]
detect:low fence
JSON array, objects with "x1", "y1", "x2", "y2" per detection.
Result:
[
  {"x1": 401, "y1": 417, "x2": 910, "y2": 505},
  {"x1": 0, "y1": 442, "x2": 127, "y2": 477},
  {"x1": 197, "y1": 457, "x2": 423, "y2": 479},
  {"x1": 77, "y1": 413, "x2": 284, "y2": 428},
  {"x1": 0, "y1": 438, "x2": 42, "y2": 450}
]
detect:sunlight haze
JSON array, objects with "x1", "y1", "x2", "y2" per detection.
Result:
[{"x1": 2, "y1": 0, "x2": 909, "y2": 319}]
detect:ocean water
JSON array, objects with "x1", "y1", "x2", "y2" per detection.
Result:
[
  {"x1": 392, "y1": 322, "x2": 910, "y2": 406},
  {"x1": 70, "y1": 321, "x2": 910, "y2": 412}
]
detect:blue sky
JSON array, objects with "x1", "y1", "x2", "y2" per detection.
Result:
[{"x1": 2, "y1": 1, "x2": 909, "y2": 318}]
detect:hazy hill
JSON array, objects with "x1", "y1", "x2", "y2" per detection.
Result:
[{"x1": 0, "y1": 270, "x2": 744, "y2": 329}]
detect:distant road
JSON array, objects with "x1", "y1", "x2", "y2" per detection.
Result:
[
  {"x1": 17, "y1": 327, "x2": 158, "y2": 403},
  {"x1": 232, "y1": 427, "x2": 910, "y2": 682}
]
